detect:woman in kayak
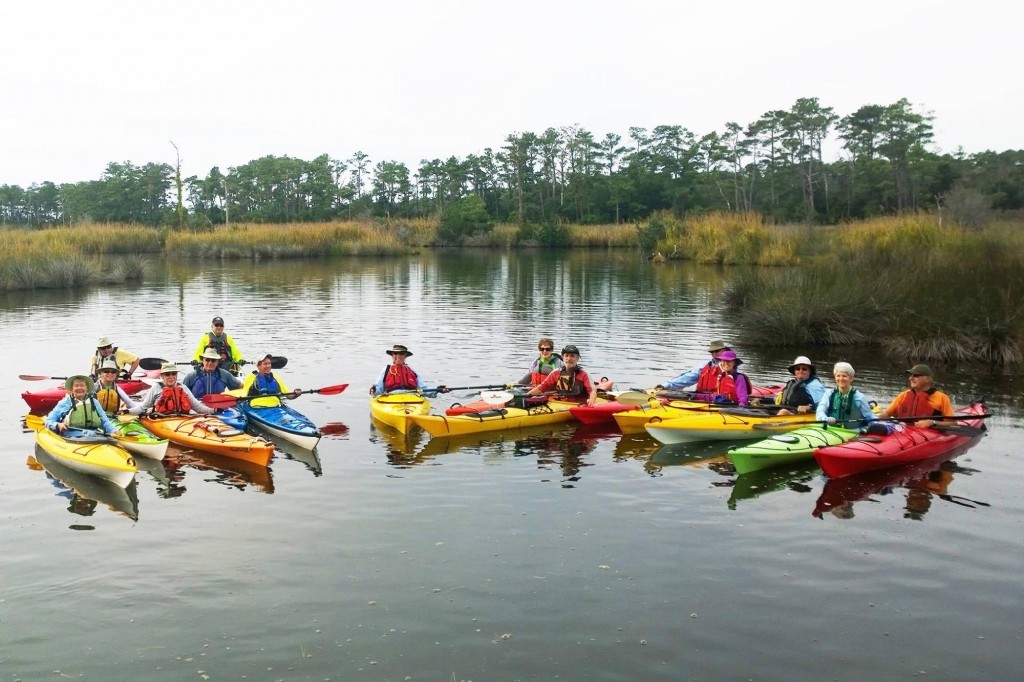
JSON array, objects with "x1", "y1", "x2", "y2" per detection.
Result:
[
  {"x1": 774, "y1": 355, "x2": 825, "y2": 416},
  {"x1": 516, "y1": 337, "x2": 564, "y2": 387},
  {"x1": 243, "y1": 353, "x2": 303, "y2": 407},
  {"x1": 93, "y1": 359, "x2": 142, "y2": 416},
  {"x1": 711, "y1": 350, "x2": 751, "y2": 405},
  {"x1": 370, "y1": 344, "x2": 448, "y2": 396},
  {"x1": 526, "y1": 344, "x2": 598, "y2": 407},
  {"x1": 133, "y1": 363, "x2": 215, "y2": 416},
  {"x1": 878, "y1": 364, "x2": 955, "y2": 428},
  {"x1": 45, "y1": 375, "x2": 118, "y2": 435},
  {"x1": 816, "y1": 362, "x2": 877, "y2": 427},
  {"x1": 658, "y1": 339, "x2": 730, "y2": 393}
]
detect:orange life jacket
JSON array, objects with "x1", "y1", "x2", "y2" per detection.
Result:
[
  {"x1": 155, "y1": 384, "x2": 191, "y2": 414},
  {"x1": 383, "y1": 364, "x2": 419, "y2": 392},
  {"x1": 893, "y1": 389, "x2": 943, "y2": 418}
]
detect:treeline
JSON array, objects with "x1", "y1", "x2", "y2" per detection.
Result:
[{"x1": 3, "y1": 97, "x2": 1022, "y2": 229}]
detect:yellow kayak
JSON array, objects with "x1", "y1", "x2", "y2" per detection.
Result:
[
  {"x1": 645, "y1": 408, "x2": 817, "y2": 444},
  {"x1": 408, "y1": 399, "x2": 581, "y2": 438},
  {"x1": 370, "y1": 392, "x2": 430, "y2": 433},
  {"x1": 34, "y1": 426, "x2": 137, "y2": 488},
  {"x1": 613, "y1": 400, "x2": 719, "y2": 434}
]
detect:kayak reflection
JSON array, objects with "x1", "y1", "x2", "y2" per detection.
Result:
[
  {"x1": 726, "y1": 462, "x2": 819, "y2": 510},
  {"x1": 134, "y1": 455, "x2": 187, "y2": 499},
  {"x1": 170, "y1": 448, "x2": 275, "y2": 494},
  {"x1": 371, "y1": 417, "x2": 428, "y2": 462},
  {"x1": 648, "y1": 441, "x2": 731, "y2": 475},
  {"x1": 28, "y1": 448, "x2": 140, "y2": 521}
]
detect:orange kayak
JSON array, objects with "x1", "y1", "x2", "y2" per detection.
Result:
[{"x1": 140, "y1": 414, "x2": 274, "y2": 466}]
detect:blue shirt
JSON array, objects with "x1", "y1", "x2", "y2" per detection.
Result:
[{"x1": 664, "y1": 360, "x2": 714, "y2": 390}]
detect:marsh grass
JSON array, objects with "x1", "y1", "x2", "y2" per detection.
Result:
[
  {"x1": 569, "y1": 224, "x2": 637, "y2": 248},
  {"x1": 653, "y1": 211, "x2": 799, "y2": 265}
]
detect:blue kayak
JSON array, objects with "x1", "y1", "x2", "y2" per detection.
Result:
[
  {"x1": 241, "y1": 402, "x2": 321, "y2": 450},
  {"x1": 213, "y1": 406, "x2": 247, "y2": 431}
]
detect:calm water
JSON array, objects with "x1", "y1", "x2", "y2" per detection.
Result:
[{"x1": 2, "y1": 251, "x2": 1021, "y2": 681}]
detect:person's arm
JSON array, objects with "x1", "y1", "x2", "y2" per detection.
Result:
[
  {"x1": 115, "y1": 385, "x2": 140, "y2": 413},
  {"x1": 878, "y1": 391, "x2": 904, "y2": 419},
  {"x1": 528, "y1": 372, "x2": 558, "y2": 396},
  {"x1": 816, "y1": 390, "x2": 833, "y2": 422},
  {"x1": 517, "y1": 358, "x2": 538, "y2": 386},
  {"x1": 583, "y1": 372, "x2": 598, "y2": 407},
  {"x1": 735, "y1": 374, "x2": 750, "y2": 406},
  {"x1": 663, "y1": 364, "x2": 702, "y2": 390},
  {"x1": 370, "y1": 367, "x2": 386, "y2": 395},
  {"x1": 856, "y1": 392, "x2": 876, "y2": 422},
  {"x1": 44, "y1": 396, "x2": 72, "y2": 431},
  {"x1": 193, "y1": 335, "x2": 208, "y2": 363},
  {"x1": 241, "y1": 373, "x2": 256, "y2": 395},
  {"x1": 222, "y1": 369, "x2": 243, "y2": 390},
  {"x1": 183, "y1": 385, "x2": 214, "y2": 415},
  {"x1": 227, "y1": 335, "x2": 244, "y2": 363},
  {"x1": 129, "y1": 386, "x2": 157, "y2": 415},
  {"x1": 118, "y1": 349, "x2": 140, "y2": 377}
]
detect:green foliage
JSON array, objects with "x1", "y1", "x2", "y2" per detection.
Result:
[
  {"x1": 636, "y1": 213, "x2": 669, "y2": 254},
  {"x1": 437, "y1": 195, "x2": 493, "y2": 244}
]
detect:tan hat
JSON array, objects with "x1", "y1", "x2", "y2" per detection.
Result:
[
  {"x1": 201, "y1": 348, "x2": 222, "y2": 360},
  {"x1": 386, "y1": 344, "x2": 413, "y2": 357},
  {"x1": 96, "y1": 336, "x2": 113, "y2": 348},
  {"x1": 99, "y1": 359, "x2": 120, "y2": 373},
  {"x1": 159, "y1": 362, "x2": 180, "y2": 375},
  {"x1": 65, "y1": 374, "x2": 94, "y2": 392},
  {"x1": 707, "y1": 340, "x2": 730, "y2": 353}
]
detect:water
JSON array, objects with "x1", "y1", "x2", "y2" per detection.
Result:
[{"x1": 2, "y1": 251, "x2": 1021, "y2": 681}]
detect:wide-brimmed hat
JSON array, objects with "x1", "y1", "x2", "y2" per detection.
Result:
[
  {"x1": 561, "y1": 344, "x2": 581, "y2": 356},
  {"x1": 788, "y1": 356, "x2": 816, "y2": 375},
  {"x1": 707, "y1": 340, "x2": 730, "y2": 353},
  {"x1": 386, "y1": 344, "x2": 412, "y2": 357},
  {"x1": 96, "y1": 336, "x2": 112, "y2": 348},
  {"x1": 99, "y1": 359, "x2": 120, "y2": 373},
  {"x1": 716, "y1": 349, "x2": 743, "y2": 365},
  {"x1": 159, "y1": 362, "x2": 180, "y2": 375},
  {"x1": 65, "y1": 374, "x2": 94, "y2": 392},
  {"x1": 201, "y1": 348, "x2": 222, "y2": 360},
  {"x1": 905, "y1": 364, "x2": 932, "y2": 377}
]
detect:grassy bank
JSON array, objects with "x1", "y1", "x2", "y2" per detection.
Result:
[
  {"x1": 0, "y1": 227, "x2": 151, "y2": 290},
  {"x1": 639, "y1": 211, "x2": 800, "y2": 266}
]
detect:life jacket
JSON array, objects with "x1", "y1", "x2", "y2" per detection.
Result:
[
  {"x1": 93, "y1": 383, "x2": 122, "y2": 416},
  {"x1": 715, "y1": 371, "x2": 751, "y2": 404},
  {"x1": 66, "y1": 397, "x2": 104, "y2": 429},
  {"x1": 780, "y1": 377, "x2": 816, "y2": 408},
  {"x1": 555, "y1": 366, "x2": 587, "y2": 400},
  {"x1": 383, "y1": 364, "x2": 419, "y2": 392},
  {"x1": 206, "y1": 333, "x2": 230, "y2": 363},
  {"x1": 188, "y1": 369, "x2": 230, "y2": 400},
  {"x1": 893, "y1": 388, "x2": 943, "y2": 418},
  {"x1": 530, "y1": 355, "x2": 562, "y2": 387},
  {"x1": 91, "y1": 346, "x2": 119, "y2": 377},
  {"x1": 154, "y1": 384, "x2": 191, "y2": 415},
  {"x1": 826, "y1": 388, "x2": 863, "y2": 422},
  {"x1": 249, "y1": 371, "x2": 282, "y2": 396},
  {"x1": 694, "y1": 362, "x2": 719, "y2": 393}
]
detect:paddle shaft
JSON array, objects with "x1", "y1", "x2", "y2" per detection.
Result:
[
  {"x1": 139, "y1": 355, "x2": 287, "y2": 371},
  {"x1": 202, "y1": 383, "x2": 349, "y2": 407}
]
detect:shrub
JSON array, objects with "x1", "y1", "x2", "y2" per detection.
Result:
[{"x1": 437, "y1": 195, "x2": 493, "y2": 244}]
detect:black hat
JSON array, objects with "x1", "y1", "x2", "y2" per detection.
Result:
[
  {"x1": 905, "y1": 364, "x2": 932, "y2": 377},
  {"x1": 386, "y1": 344, "x2": 413, "y2": 357},
  {"x1": 561, "y1": 344, "x2": 581, "y2": 356},
  {"x1": 212, "y1": 316, "x2": 225, "y2": 325}
]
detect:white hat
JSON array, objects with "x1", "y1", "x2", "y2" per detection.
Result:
[
  {"x1": 97, "y1": 336, "x2": 112, "y2": 347},
  {"x1": 159, "y1": 362, "x2": 180, "y2": 374},
  {"x1": 201, "y1": 348, "x2": 222, "y2": 360},
  {"x1": 99, "y1": 359, "x2": 120, "y2": 372},
  {"x1": 788, "y1": 356, "x2": 816, "y2": 375}
]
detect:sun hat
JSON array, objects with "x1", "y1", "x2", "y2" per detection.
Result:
[
  {"x1": 159, "y1": 362, "x2": 180, "y2": 375},
  {"x1": 707, "y1": 340, "x2": 730, "y2": 353},
  {"x1": 833, "y1": 362, "x2": 856, "y2": 377},
  {"x1": 386, "y1": 344, "x2": 412, "y2": 357},
  {"x1": 99, "y1": 359, "x2": 120, "y2": 373},
  {"x1": 212, "y1": 316, "x2": 224, "y2": 325},
  {"x1": 788, "y1": 356, "x2": 816, "y2": 375},
  {"x1": 96, "y1": 336, "x2": 112, "y2": 348},
  {"x1": 716, "y1": 349, "x2": 743, "y2": 365},
  {"x1": 905, "y1": 364, "x2": 932, "y2": 377},
  {"x1": 561, "y1": 344, "x2": 581, "y2": 356},
  {"x1": 201, "y1": 348, "x2": 222, "y2": 360},
  {"x1": 65, "y1": 374, "x2": 95, "y2": 392}
]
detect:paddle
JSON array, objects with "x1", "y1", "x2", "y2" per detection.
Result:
[
  {"x1": 444, "y1": 383, "x2": 526, "y2": 392},
  {"x1": 201, "y1": 383, "x2": 349, "y2": 407},
  {"x1": 139, "y1": 355, "x2": 288, "y2": 371},
  {"x1": 753, "y1": 414, "x2": 991, "y2": 432},
  {"x1": 20, "y1": 374, "x2": 75, "y2": 381},
  {"x1": 615, "y1": 391, "x2": 657, "y2": 406},
  {"x1": 481, "y1": 390, "x2": 515, "y2": 406}
]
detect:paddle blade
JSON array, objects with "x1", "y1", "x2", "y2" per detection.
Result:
[
  {"x1": 138, "y1": 357, "x2": 167, "y2": 371},
  {"x1": 481, "y1": 390, "x2": 514, "y2": 406},
  {"x1": 202, "y1": 393, "x2": 239, "y2": 407},
  {"x1": 615, "y1": 391, "x2": 652, "y2": 406},
  {"x1": 314, "y1": 383, "x2": 349, "y2": 396},
  {"x1": 19, "y1": 374, "x2": 57, "y2": 381}
]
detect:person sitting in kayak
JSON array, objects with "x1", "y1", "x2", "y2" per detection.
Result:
[
  {"x1": 878, "y1": 364, "x2": 955, "y2": 429},
  {"x1": 44, "y1": 375, "x2": 118, "y2": 436},
  {"x1": 89, "y1": 336, "x2": 140, "y2": 380},
  {"x1": 242, "y1": 353, "x2": 303, "y2": 407},
  {"x1": 516, "y1": 337, "x2": 564, "y2": 387},
  {"x1": 92, "y1": 359, "x2": 142, "y2": 416},
  {"x1": 774, "y1": 355, "x2": 826, "y2": 416},
  {"x1": 711, "y1": 350, "x2": 751, "y2": 405},
  {"x1": 370, "y1": 344, "x2": 448, "y2": 396},
  {"x1": 184, "y1": 347, "x2": 243, "y2": 401},
  {"x1": 657, "y1": 339, "x2": 730, "y2": 396},
  {"x1": 526, "y1": 344, "x2": 598, "y2": 406},
  {"x1": 193, "y1": 316, "x2": 244, "y2": 375},
  {"x1": 816, "y1": 362, "x2": 877, "y2": 427},
  {"x1": 133, "y1": 362, "x2": 215, "y2": 416}
]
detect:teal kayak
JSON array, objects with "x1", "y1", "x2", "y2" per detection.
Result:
[
  {"x1": 241, "y1": 402, "x2": 321, "y2": 450},
  {"x1": 727, "y1": 424, "x2": 860, "y2": 475}
]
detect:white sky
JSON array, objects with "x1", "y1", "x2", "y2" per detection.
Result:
[{"x1": 1, "y1": 0, "x2": 1020, "y2": 187}]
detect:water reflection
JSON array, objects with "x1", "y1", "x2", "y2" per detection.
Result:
[
  {"x1": 726, "y1": 462, "x2": 820, "y2": 510},
  {"x1": 169, "y1": 449, "x2": 275, "y2": 494},
  {"x1": 28, "y1": 448, "x2": 140, "y2": 522},
  {"x1": 370, "y1": 418, "x2": 429, "y2": 464},
  {"x1": 135, "y1": 455, "x2": 187, "y2": 499}
]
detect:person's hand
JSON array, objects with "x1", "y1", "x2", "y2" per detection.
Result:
[
  {"x1": 654, "y1": 384, "x2": 665, "y2": 390},
  {"x1": 825, "y1": 417, "x2": 837, "y2": 424},
  {"x1": 437, "y1": 385, "x2": 449, "y2": 394},
  {"x1": 120, "y1": 370, "x2": 132, "y2": 380},
  {"x1": 369, "y1": 386, "x2": 376, "y2": 395},
  {"x1": 292, "y1": 388, "x2": 303, "y2": 396},
  {"x1": 56, "y1": 423, "x2": 67, "y2": 433},
  {"x1": 776, "y1": 408, "x2": 792, "y2": 416},
  {"x1": 915, "y1": 419, "x2": 936, "y2": 428},
  {"x1": 796, "y1": 405, "x2": 810, "y2": 414}
]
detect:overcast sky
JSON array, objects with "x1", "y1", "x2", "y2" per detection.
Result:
[{"x1": 1, "y1": 0, "x2": 1019, "y2": 187}]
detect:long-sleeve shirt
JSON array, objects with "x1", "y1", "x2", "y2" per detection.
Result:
[
  {"x1": 816, "y1": 388, "x2": 876, "y2": 424},
  {"x1": 45, "y1": 395, "x2": 118, "y2": 435},
  {"x1": 192, "y1": 333, "x2": 244, "y2": 364},
  {"x1": 182, "y1": 367, "x2": 243, "y2": 399},
  {"x1": 131, "y1": 383, "x2": 214, "y2": 415},
  {"x1": 664, "y1": 360, "x2": 714, "y2": 390},
  {"x1": 241, "y1": 372, "x2": 292, "y2": 407}
]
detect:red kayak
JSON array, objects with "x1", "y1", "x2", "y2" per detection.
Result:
[
  {"x1": 568, "y1": 383, "x2": 785, "y2": 426},
  {"x1": 446, "y1": 378, "x2": 615, "y2": 416},
  {"x1": 22, "y1": 379, "x2": 151, "y2": 413},
  {"x1": 813, "y1": 401, "x2": 987, "y2": 479}
]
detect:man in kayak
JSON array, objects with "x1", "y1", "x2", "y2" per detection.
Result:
[
  {"x1": 89, "y1": 336, "x2": 140, "y2": 380},
  {"x1": 242, "y1": 353, "x2": 303, "y2": 407},
  {"x1": 92, "y1": 359, "x2": 142, "y2": 416},
  {"x1": 657, "y1": 339, "x2": 730, "y2": 394},
  {"x1": 526, "y1": 344, "x2": 598, "y2": 406},
  {"x1": 516, "y1": 337, "x2": 564, "y2": 387},
  {"x1": 183, "y1": 347, "x2": 243, "y2": 400},
  {"x1": 193, "y1": 316, "x2": 244, "y2": 375},
  {"x1": 774, "y1": 355, "x2": 825, "y2": 416},
  {"x1": 44, "y1": 375, "x2": 118, "y2": 436},
  {"x1": 133, "y1": 363, "x2": 215, "y2": 416},
  {"x1": 878, "y1": 364, "x2": 955, "y2": 428},
  {"x1": 816, "y1": 362, "x2": 877, "y2": 427},
  {"x1": 370, "y1": 344, "x2": 448, "y2": 396}
]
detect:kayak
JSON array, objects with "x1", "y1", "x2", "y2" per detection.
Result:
[
  {"x1": 813, "y1": 402, "x2": 988, "y2": 479},
  {"x1": 727, "y1": 423, "x2": 861, "y2": 475},
  {"x1": 409, "y1": 398, "x2": 583, "y2": 438},
  {"x1": 112, "y1": 417, "x2": 169, "y2": 460},
  {"x1": 213, "y1": 406, "x2": 247, "y2": 431},
  {"x1": 34, "y1": 426, "x2": 137, "y2": 488},
  {"x1": 613, "y1": 400, "x2": 719, "y2": 434},
  {"x1": 21, "y1": 379, "x2": 150, "y2": 413},
  {"x1": 447, "y1": 378, "x2": 615, "y2": 416},
  {"x1": 370, "y1": 392, "x2": 430, "y2": 433},
  {"x1": 571, "y1": 383, "x2": 784, "y2": 426},
  {"x1": 241, "y1": 401, "x2": 321, "y2": 450},
  {"x1": 645, "y1": 408, "x2": 818, "y2": 444},
  {"x1": 140, "y1": 414, "x2": 274, "y2": 466}
]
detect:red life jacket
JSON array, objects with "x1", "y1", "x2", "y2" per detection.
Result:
[
  {"x1": 893, "y1": 389, "x2": 942, "y2": 418},
  {"x1": 383, "y1": 364, "x2": 419, "y2": 392},
  {"x1": 155, "y1": 384, "x2": 191, "y2": 414},
  {"x1": 716, "y1": 372, "x2": 752, "y2": 403},
  {"x1": 555, "y1": 367, "x2": 588, "y2": 401},
  {"x1": 695, "y1": 363, "x2": 719, "y2": 393}
]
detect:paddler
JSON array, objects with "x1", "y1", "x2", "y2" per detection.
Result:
[
  {"x1": 183, "y1": 347, "x2": 243, "y2": 400},
  {"x1": 516, "y1": 337, "x2": 564, "y2": 387},
  {"x1": 89, "y1": 336, "x2": 140, "y2": 380},
  {"x1": 193, "y1": 316, "x2": 244, "y2": 375},
  {"x1": 774, "y1": 355, "x2": 825, "y2": 416},
  {"x1": 816, "y1": 362, "x2": 877, "y2": 427},
  {"x1": 242, "y1": 353, "x2": 303, "y2": 407},
  {"x1": 44, "y1": 375, "x2": 118, "y2": 435},
  {"x1": 526, "y1": 344, "x2": 598, "y2": 406},
  {"x1": 878, "y1": 364, "x2": 955, "y2": 428},
  {"x1": 656, "y1": 339, "x2": 730, "y2": 395},
  {"x1": 133, "y1": 362, "x2": 215, "y2": 416},
  {"x1": 92, "y1": 359, "x2": 142, "y2": 416},
  {"x1": 370, "y1": 344, "x2": 448, "y2": 396},
  {"x1": 710, "y1": 350, "x2": 751, "y2": 405}
]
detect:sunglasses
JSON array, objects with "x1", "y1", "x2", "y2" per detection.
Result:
[
  {"x1": 539, "y1": 346, "x2": 553, "y2": 351},
  {"x1": 100, "y1": 369, "x2": 118, "y2": 373},
  {"x1": 213, "y1": 324, "x2": 224, "y2": 328},
  {"x1": 203, "y1": 358, "x2": 219, "y2": 362},
  {"x1": 99, "y1": 345, "x2": 113, "y2": 350}
]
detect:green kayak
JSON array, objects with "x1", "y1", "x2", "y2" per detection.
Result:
[{"x1": 727, "y1": 424, "x2": 860, "y2": 475}]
